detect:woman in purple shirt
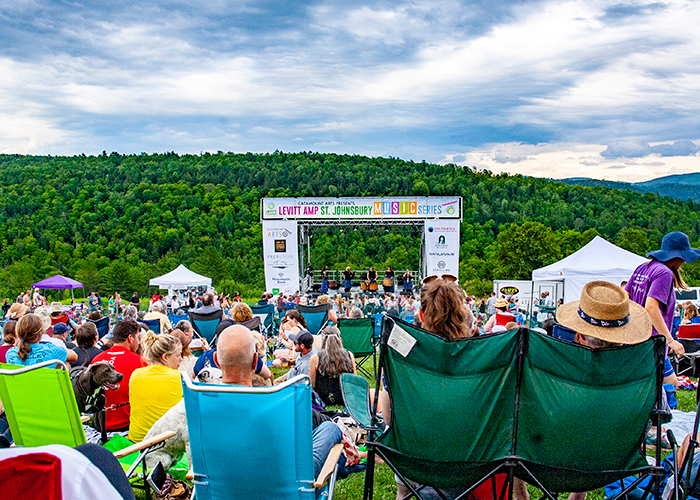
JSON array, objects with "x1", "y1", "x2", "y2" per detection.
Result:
[{"x1": 625, "y1": 232, "x2": 700, "y2": 357}]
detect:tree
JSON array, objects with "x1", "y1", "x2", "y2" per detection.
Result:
[{"x1": 491, "y1": 222, "x2": 559, "y2": 280}]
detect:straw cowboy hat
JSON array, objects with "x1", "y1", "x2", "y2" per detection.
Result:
[
  {"x1": 557, "y1": 281, "x2": 651, "y2": 345},
  {"x1": 647, "y1": 231, "x2": 700, "y2": 263},
  {"x1": 6, "y1": 303, "x2": 28, "y2": 320},
  {"x1": 494, "y1": 298, "x2": 509, "y2": 309},
  {"x1": 35, "y1": 307, "x2": 52, "y2": 332},
  {"x1": 49, "y1": 302, "x2": 64, "y2": 314}
]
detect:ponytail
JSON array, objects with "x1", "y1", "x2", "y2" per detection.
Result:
[{"x1": 16, "y1": 314, "x2": 44, "y2": 361}]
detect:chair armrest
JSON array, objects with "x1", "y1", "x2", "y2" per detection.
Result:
[
  {"x1": 80, "y1": 415, "x2": 90, "y2": 423},
  {"x1": 186, "y1": 466, "x2": 194, "y2": 481},
  {"x1": 314, "y1": 443, "x2": 343, "y2": 488},
  {"x1": 113, "y1": 431, "x2": 176, "y2": 459},
  {"x1": 340, "y1": 373, "x2": 381, "y2": 431}
]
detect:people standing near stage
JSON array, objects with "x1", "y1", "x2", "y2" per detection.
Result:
[
  {"x1": 384, "y1": 266, "x2": 395, "y2": 293},
  {"x1": 402, "y1": 269, "x2": 414, "y2": 296},
  {"x1": 342, "y1": 267, "x2": 355, "y2": 294},
  {"x1": 320, "y1": 266, "x2": 329, "y2": 294}
]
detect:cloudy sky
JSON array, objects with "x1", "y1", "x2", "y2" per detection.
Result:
[{"x1": 1, "y1": 0, "x2": 699, "y2": 182}]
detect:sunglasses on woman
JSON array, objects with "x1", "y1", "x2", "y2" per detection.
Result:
[{"x1": 421, "y1": 274, "x2": 458, "y2": 286}]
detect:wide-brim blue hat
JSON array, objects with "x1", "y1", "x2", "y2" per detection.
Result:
[{"x1": 647, "y1": 231, "x2": 700, "y2": 263}]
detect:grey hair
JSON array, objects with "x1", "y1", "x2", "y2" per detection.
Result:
[
  {"x1": 578, "y1": 333, "x2": 620, "y2": 349},
  {"x1": 123, "y1": 305, "x2": 138, "y2": 321},
  {"x1": 176, "y1": 319, "x2": 193, "y2": 332}
]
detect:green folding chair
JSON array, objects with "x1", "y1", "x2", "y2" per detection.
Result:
[
  {"x1": 0, "y1": 360, "x2": 175, "y2": 498},
  {"x1": 341, "y1": 316, "x2": 667, "y2": 500},
  {"x1": 337, "y1": 317, "x2": 376, "y2": 379}
]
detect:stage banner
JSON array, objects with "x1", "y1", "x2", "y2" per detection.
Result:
[
  {"x1": 424, "y1": 219, "x2": 460, "y2": 279},
  {"x1": 262, "y1": 220, "x2": 299, "y2": 295},
  {"x1": 261, "y1": 197, "x2": 461, "y2": 220}
]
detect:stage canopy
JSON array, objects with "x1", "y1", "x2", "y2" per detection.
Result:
[
  {"x1": 32, "y1": 274, "x2": 84, "y2": 289},
  {"x1": 532, "y1": 236, "x2": 648, "y2": 303},
  {"x1": 149, "y1": 264, "x2": 212, "y2": 289}
]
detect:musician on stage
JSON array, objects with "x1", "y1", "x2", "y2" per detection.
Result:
[
  {"x1": 383, "y1": 266, "x2": 395, "y2": 293},
  {"x1": 342, "y1": 267, "x2": 355, "y2": 294},
  {"x1": 368, "y1": 267, "x2": 377, "y2": 283}
]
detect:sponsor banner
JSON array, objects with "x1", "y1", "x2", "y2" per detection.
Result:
[
  {"x1": 261, "y1": 197, "x2": 461, "y2": 220},
  {"x1": 262, "y1": 220, "x2": 299, "y2": 294},
  {"x1": 424, "y1": 219, "x2": 460, "y2": 279}
]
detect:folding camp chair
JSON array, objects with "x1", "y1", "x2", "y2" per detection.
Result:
[
  {"x1": 181, "y1": 373, "x2": 343, "y2": 500},
  {"x1": 676, "y1": 324, "x2": 700, "y2": 376},
  {"x1": 250, "y1": 303, "x2": 275, "y2": 333},
  {"x1": 0, "y1": 450, "x2": 63, "y2": 500},
  {"x1": 137, "y1": 318, "x2": 160, "y2": 334},
  {"x1": 296, "y1": 303, "x2": 330, "y2": 335},
  {"x1": 341, "y1": 316, "x2": 667, "y2": 500},
  {"x1": 88, "y1": 316, "x2": 110, "y2": 339},
  {"x1": 188, "y1": 309, "x2": 223, "y2": 345},
  {"x1": 0, "y1": 360, "x2": 175, "y2": 499},
  {"x1": 338, "y1": 317, "x2": 376, "y2": 379},
  {"x1": 552, "y1": 323, "x2": 577, "y2": 342}
]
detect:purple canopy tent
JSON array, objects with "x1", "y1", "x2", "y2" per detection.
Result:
[{"x1": 32, "y1": 274, "x2": 84, "y2": 301}]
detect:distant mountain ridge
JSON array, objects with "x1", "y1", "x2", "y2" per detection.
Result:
[{"x1": 555, "y1": 172, "x2": 700, "y2": 202}]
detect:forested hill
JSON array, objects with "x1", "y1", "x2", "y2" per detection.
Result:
[
  {"x1": 556, "y1": 173, "x2": 700, "y2": 203},
  {"x1": 2, "y1": 151, "x2": 700, "y2": 298}
]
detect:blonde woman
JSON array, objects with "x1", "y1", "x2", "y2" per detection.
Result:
[
  {"x1": 316, "y1": 295, "x2": 338, "y2": 324},
  {"x1": 128, "y1": 332, "x2": 183, "y2": 443}
]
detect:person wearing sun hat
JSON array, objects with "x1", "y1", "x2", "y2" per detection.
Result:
[
  {"x1": 483, "y1": 297, "x2": 515, "y2": 333},
  {"x1": 625, "y1": 231, "x2": 700, "y2": 358},
  {"x1": 5, "y1": 303, "x2": 28, "y2": 321},
  {"x1": 558, "y1": 281, "x2": 652, "y2": 347}
]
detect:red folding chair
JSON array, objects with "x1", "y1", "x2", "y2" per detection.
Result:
[
  {"x1": 677, "y1": 324, "x2": 700, "y2": 376},
  {"x1": 0, "y1": 452, "x2": 62, "y2": 500}
]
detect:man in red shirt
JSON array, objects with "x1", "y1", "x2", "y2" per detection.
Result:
[{"x1": 91, "y1": 320, "x2": 146, "y2": 432}]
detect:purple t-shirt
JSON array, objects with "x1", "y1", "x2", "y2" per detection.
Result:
[{"x1": 625, "y1": 260, "x2": 675, "y2": 336}]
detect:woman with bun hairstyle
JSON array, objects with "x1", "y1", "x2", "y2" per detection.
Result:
[
  {"x1": 128, "y1": 332, "x2": 183, "y2": 443},
  {"x1": 6, "y1": 314, "x2": 68, "y2": 367}
]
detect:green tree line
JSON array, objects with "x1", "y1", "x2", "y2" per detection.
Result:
[{"x1": 1, "y1": 151, "x2": 699, "y2": 299}]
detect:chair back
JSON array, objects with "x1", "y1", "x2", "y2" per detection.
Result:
[
  {"x1": 138, "y1": 318, "x2": 160, "y2": 334},
  {"x1": 88, "y1": 316, "x2": 110, "y2": 339},
  {"x1": 169, "y1": 314, "x2": 187, "y2": 329},
  {"x1": 678, "y1": 324, "x2": 700, "y2": 339},
  {"x1": 215, "y1": 317, "x2": 263, "y2": 339},
  {"x1": 495, "y1": 312, "x2": 515, "y2": 326},
  {"x1": 338, "y1": 317, "x2": 375, "y2": 356},
  {"x1": 552, "y1": 323, "x2": 576, "y2": 342},
  {"x1": 691, "y1": 316, "x2": 700, "y2": 324},
  {"x1": 182, "y1": 374, "x2": 316, "y2": 500},
  {"x1": 0, "y1": 361, "x2": 86, "y2": 448},
  {"x1": 188, "y1": 310, "x2": 223, "y2": 344},
  {"x1": 374, "y1": 317, "x2": 663, "y2": 492},
  {"x1": 295, "y1": 303, "x2": 330, "y2": 335},
  {"x1": 50, "y1": 314, "x2": 69, "y2": 326},
  {"x1": 249, "y1": 303, "x2": 275, "y2": 332},
  {"x1": 0, "y1": 451, "x2": 63, "y2": 500}
]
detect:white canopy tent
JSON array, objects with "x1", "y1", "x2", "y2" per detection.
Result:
[
  {"x1": 532, "y1": 236, "x2": 648, "y2": 304},
  {"x1": 149, "y1": 264, "x2": 212, "y2": 290}
]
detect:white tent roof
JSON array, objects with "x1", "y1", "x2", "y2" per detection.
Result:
[
  {"x1": 149, "y1": 264, "x2": 212, "y2": 288},
  {"x1": 532, "y1": 236, "x2": 648, "y2": 303}
]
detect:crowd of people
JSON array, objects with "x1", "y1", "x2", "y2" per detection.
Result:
[{"x1": 2, "y1": 231, "x2": 700, "y2": 499}]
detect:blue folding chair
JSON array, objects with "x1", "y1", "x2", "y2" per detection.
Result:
[
  {"x1": 169, "y1": 314, "x2": 187, "y2": 329},
  {"x1": 188, "y1": 310, "x2": 223, "y2": 345},
  {"x1": 552, "y1": 323, "x2": 576, "y2": 342},
  {"x1": 88, "y1": 316, "x2": 110, "y2": 339},
  {"x1": 250, "y1": 303, "x2": 275, "y2": 333},
  {"x1": 296, "y1": 303, "x2": 330, "y2": 335},
  {"x1": 138, "y1": 318, "x2": 160, "y2": 334},
  {"x1": 181, "y1": 373, "x2": 343, "y2": 500},
  {"x1": 691, "y1": 317, "x2": 700, "y2": 324}
]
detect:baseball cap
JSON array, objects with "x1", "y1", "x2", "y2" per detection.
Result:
[{"x1": 288, "y1": 331, "x2": 314, "y2": 348}]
